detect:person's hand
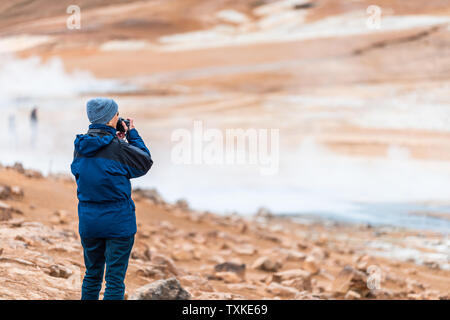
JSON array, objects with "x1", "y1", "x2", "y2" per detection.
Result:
[
  {"x1": 127, "y1": 118, "x2": 135, "y2": 130},
  {"x1": 116, "y1": 120, "x2": 128, "y2": 140}
]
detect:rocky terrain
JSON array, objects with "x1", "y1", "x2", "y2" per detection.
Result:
[{"x1": 0, "y1": 163, "x2": 448, "y2": 300}]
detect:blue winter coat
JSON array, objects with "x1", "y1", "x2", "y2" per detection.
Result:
[{"x1": 70, "y1": 123, "x2": 153, "y2": 239}]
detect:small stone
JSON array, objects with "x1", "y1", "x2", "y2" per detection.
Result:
[
  {"x1": 302, "y1": 256, "x2": 320, "y2": 275},
  {"x1": 0, "y1": 201, "x2": 13, "y2": 221},
  {"x1": 11, "y1": 186, "x2": 24, "y2": 198},
  {"x1": 272, "y1": 269, "x2": 311, "y2": 283},
  {"x1": 281, "y1": 277, "x2": 312, "y2": 291},
  {"x1": 130, "y1": 277, "x2": 191, "y2": 300},
  {"x1": 48, "y1": 265, "x2": 73, "y2": 279},
  {"x1": 0, "y1": 185, "x2": 11, "y2": 199},
  {"x1": 133, "y1": 188, "x2": 165, "y2": 205},
  {"x1": 254, "y1": 207, "x2": 273, "y2": 219},
  {"x1": 214, "y1": 271, "x2": 243, "y2": 283},
  {"x1": 266, "y1": 282, "x2": 299, "y2": 298},
  {"x1": 151, "y1": 253, "x2": 180, "y2": 276},
  {"x1": 196, "y1": 292, "x2": 237, "y2": 300},
  {"x1": 285, "y1": 250, "x2": 307, "y2": 262},
  {"x1": 233, "y1": 244, "x2": 257, "y2": 256},
  {"x1": 214, "y1": 262, "x2": 246, "y2": 277},
  {"x1": 345, "y1": 290, "x2": 361, "y2": 300},
  {"x1": 251, "y1": 256, "x2": 282, "y2": 272},
  {"x1": 175, "y1": 199, "x2": 189, "y2": 211}
]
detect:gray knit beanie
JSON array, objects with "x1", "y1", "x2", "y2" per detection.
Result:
[{"x1": 86, "y1": 98, "x2": 118, "y2": 124}]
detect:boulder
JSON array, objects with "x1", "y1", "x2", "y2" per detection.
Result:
[{"x1": 130, "y1": 277, "x2": 191, "y2": 300}]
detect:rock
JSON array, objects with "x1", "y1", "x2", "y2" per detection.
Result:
[
  {"x1": 14, "y1": 235, "x2": 33, "y2": 246},
  {"x1": 332, "y1": 265, "x2": 370, "y2": 297},
  {"x1": 302, "y1": 256, "x2": 320, "y2": 275},
  {"x1": 251, "y1": 256, "x2": 282, "y2": 272},
  {"x1": 214, "y1": 271, "x2": 243, "y2": 283},
  {"x1": 256, "y1": 232, "x2": 281, "y2": 243},
  {"x1": 171, "y1": 249, "x2": 194, "y2": 261},
  {"x1": 52, "y1": 210, "x2": 69, "y2": 224},
  {"x1": 175, "y1": 199, "x2": 189, "y2": 211},
  {"x1": 407, "y1": 293, "x2": 423, "y2": 300},
  {"x1": 285, "y1": 250, "x2": 307, "y2": 262},
  {"x1": 11, "y1": 186, "x2": 24, "y2": 199},
  {"x1": 227, "y1": 283, "x2": 258, "y2": 291},
  {"x1": 151, "y1": 253, "x2": 180, "y2": 276},
  {"x1": 309, "y1": 247, "x2": 329, "y2": 260},
  {"x1": 48, "y1": 265, "x2": 73, "y2": 279},
  {"x1": 214, "y1": 262, "x2": 246, "y2": 277},
  {"x1": 133, "y1": 188, "x2": 165, "y2": 205},
  {"x1": 179, "y1": 275, "x2": 214, "y2": 292},
  {"x1": 136, "y1": 266, "x2": 165, "y2": 279},
  {"x1": 254, "y1": 207, "x2": 273, "y2": 219},
  {"x1": 266, "y1": 282, "x2": 299, "y2": 298},
  {"x1": 345, "y1": 290, "x2": 361, "y2": 300},
  {"x1": 0, "y1": 201, "x2": 13, "y2": 221},
  {"x1": 233, "y1": 244, "x2": 257, "y2": 256},
  {"x1": 280, "y1": 277, "x2": 312, "y2": 291},
  {"x1": 0, "y1": 185, "x2": 12, "y2": 199},
  {"x1": 406, "y1": 279, "x2": 425, "y2": 292},
  {"x1": 423, "y1": 260, "x2": 440, "y2": 270},
  {"x1": 130, "y1": 277, "x2": 191, "y2": 300},
  {"x1": 10, "y1": 162, "x2": 25, "y2": 174},
  {"x1": 196, "y1": 292, "x2": 242, "y2": 300},
  {"x1": 24, "y1": 169, "x2": 43, "y2": 179},
  {"x1": 272, "y1": 269, "x2": 311, "y2": 283},
  {"x1": 294, "y1": 291, "x2": 322, "y2": 300}
]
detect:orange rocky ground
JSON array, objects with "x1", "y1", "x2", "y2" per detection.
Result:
[{"x1": 0, "y1": 163, "x2": 448, "y2": 300}]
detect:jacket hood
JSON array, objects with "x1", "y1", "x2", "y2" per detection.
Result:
[{"x1": 74, "y1": 126, "x2": 116, "y2": 157}]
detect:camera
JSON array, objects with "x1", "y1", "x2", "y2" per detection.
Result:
[{"x1": 116, "y1": 117, "x2": 130, "y2": 133}]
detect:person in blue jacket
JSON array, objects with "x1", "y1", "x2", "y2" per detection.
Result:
[{"x1": 71, "y1": 97, "x2": 153, "y2": 300}]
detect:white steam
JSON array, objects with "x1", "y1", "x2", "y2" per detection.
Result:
[{"x1": 0, "y1": 54, "x2": 135, "y2": 106}]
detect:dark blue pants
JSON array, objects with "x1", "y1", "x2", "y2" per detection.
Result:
[{"x1": 80, "y1": 236, "x2": 134, "y2": 300}]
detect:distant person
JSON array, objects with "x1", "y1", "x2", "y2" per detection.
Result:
[
  {"x1": 30, "y1": 107, "x2": 38, "y2": 123},
  {"x1": 70, "y1": 98, "x2": 153, "y2": 300},
  {"x1": 30, "y1": 106, "x2": 38, "y2": 148}
]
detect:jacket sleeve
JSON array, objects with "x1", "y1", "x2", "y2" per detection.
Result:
[
  {"x1": 126, "y1": 128, "x2": 150, "y2": 155},
  {"x1": 119, "y1": 130, "x2": 153, "y2": 179}
]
